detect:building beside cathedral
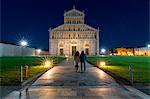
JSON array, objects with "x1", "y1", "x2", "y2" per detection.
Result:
[{"x1": 49, "y1": 7, "x2": 100, "y2": 56}]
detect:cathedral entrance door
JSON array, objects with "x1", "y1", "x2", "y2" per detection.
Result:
[
  {"x1": 60, "y1": 48, "x2": 63, "y2": 55},
  {"x1": 72, "y1": 46, "x2": 76, "y2": 56},
  {"x1": 85, "y1": 48, "x2": 89, "y2": 55}
]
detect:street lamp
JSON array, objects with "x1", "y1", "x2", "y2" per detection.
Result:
[
  {"x1": 20, "y1": 40, "x2": 28, "y2": 47},
  {"x1": 147, "y1": 44, "x2": 150, "y2": 48},
  {"x1": 37, "y1": 49, "x2": 41, "y2": 53},
  {"x1": 101, "y1": 48, "x2": 106, "y2": 54},
  {"x1": 20, "y1": 39, "x2": 28, "y2": 56},
  {"x1": 37, "y1": 49, "x2": 42, "y2": 55},
  {"x1": 19, "y1": 39, "x2": 28, "y2": 83}
]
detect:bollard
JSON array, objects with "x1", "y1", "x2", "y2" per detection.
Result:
[
  {"x1": 20, "y1": 66, "x2": 23, "y2": 82},
  {"x1": 52, "y1": 60, "x2": 53, "y2": 67},
  {"x1": 25, "y1": 65, "x2": 29, "y2": 79},
  {"x1": 26, "y1": 88, "x2": 30, "y2": 99},
  {"x1": 19, "y1": 91, "x2": 22, "y2": 99},
  {"x1": 129, "y1": 65, "x2": 133, "y2": 85},
  {"x1": 96, "y1": 57, "x2": 98, "y2": 66}
]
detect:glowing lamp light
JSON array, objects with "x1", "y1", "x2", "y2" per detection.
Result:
[
  {"x1": 65, "y1": 55, "x2": 68, "y2": 58},
  {"x1": 100, "y1": 61, "x2": 106, "y2": 66},
  {"x1": 147, "y1": 44, "x2": 150, "y2": 48},
  {"x1": 44, "y1": 61, "x2": 51, "y2": 67},
  {"x1": 20, "y1": 40, "x2": 28, "y2": 46},
  {"x1": 37, "y1": 49, "x2": 42, "y2": 54},
  {"x1": 101, "y1": 48, "x2": 106, "y2": 53},
  {"x1": 44, "y1": 60, "x2": 53, "y2": 67}
]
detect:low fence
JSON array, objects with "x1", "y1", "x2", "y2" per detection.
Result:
[{"x1": 0, "y1": 43, "x2": 35, "y2": 56}]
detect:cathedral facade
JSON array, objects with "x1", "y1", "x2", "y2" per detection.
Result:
[{"x1": 49, "y1": 7, "x2": 100, "y2": 56}]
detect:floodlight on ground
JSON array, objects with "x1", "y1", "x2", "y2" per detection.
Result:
[
  {"x1": 44, "y1": 61, "x2": 51, "y2": 67},
  {"x1": 100, "y1": 61, "x2": 106, "y2": 66},
  {"x1": 65, "y1": 55, "x2": 68, "y2": 58},
  {"x1": 43, "y1": 60, "x2": 53, "y2": 67}
]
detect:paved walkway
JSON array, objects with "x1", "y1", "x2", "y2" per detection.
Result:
[{"x1": 4, "y1": 59, "x2": 149, "y2": 99}]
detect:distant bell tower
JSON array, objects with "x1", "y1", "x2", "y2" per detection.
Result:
[{"x1": 64, "y1": 6, "x2": 85, "y2": 24}]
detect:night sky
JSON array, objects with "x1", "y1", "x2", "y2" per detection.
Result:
[{"x1": 1, "y1": 0, "x2": 149, "y2": 50}]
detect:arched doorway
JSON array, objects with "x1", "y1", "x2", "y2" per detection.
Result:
[
  {"x1": 71, "y1": 41, "x2": 77, "y2": 56},
  {"x1": 59, "y1": 44, "x2": 64, "y2": 55},
  {"x1": 85, "y1": 44, "x2": 89, "y2": 55},
  {"x1": 72, "y1": 46, "x2": 76, "y2": 56}
]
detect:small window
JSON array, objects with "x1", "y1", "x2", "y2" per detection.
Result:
[{"x1": 69, "y1": 34, "x2": 70, "y2": 38}]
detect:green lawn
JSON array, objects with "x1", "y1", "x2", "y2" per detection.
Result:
[
  {"x1": 87, "y1": 56, "x2": 150, "y2": 83},
  {"x1": 0, "y1": 56, "x2": 66, "y2": 85}
]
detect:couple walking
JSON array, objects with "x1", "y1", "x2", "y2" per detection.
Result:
[{"x1": 74, "y1": 51, "x2": 86, "y2": 72}]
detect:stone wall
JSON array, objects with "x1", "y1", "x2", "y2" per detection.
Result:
[
  {"x1": 0, "y1": 43, "x2": 35, "y2": 56},
  {"x1": 49, "y1": 39, "x2": 96, "y2": 56}
]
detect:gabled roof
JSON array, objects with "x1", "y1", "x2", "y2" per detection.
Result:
[
  {"x1": 51, "y1": 24, "x2": 64, "y2": 31},
  {"x1": 64, "y1": 8, "x2": 84, "y2": 17},
  {"x1": 50, "y1": 24, "x2": 98, "y2": 32},
  {"x1": 84, "y1": 24, "x2": 98, "y2": 31}
]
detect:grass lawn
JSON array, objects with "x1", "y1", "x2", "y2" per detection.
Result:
[
  {"x1": 87, "y1": 56, "x2": 150, "y2": 83},
  {"x1": 0, "y1": 56, "x2": 66, "y2": 85}
]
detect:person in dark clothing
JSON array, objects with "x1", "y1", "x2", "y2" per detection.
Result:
[
  {"x1": 74, "y1": 51, "x2": 80, "y2": 72},
  {"x1": 80, "y1": 51, "x2": 86, "y2": 72}
]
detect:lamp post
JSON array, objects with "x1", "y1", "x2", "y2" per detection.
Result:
[{"x1": 20, "y1": 39, "x2": 28, "y2": 83}]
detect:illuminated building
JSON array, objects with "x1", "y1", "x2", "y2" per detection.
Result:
[
  {"x1": 49, "y1": 6, "x2": 100, "y2": 56},
  {"x1": 134, "y1": 47, "x2": 150, "y2": 56},
  {"x1": 116, "y1": 48, "x2": 134, "y2": 56},
  {"x1": 116, "y1": 47, "x2": 150, "y2": 56}
]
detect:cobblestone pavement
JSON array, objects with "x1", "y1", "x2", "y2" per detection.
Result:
[{"x1": 4, "y1": 59, "x2": 149, "y2": 99}]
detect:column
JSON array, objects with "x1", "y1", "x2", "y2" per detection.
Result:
[
  {"x1": 97, "y1": 28, "x2": 100, "y2": 55},
  {"x1": 49, "y1": 28, "x2": 51, "y2": 55}
]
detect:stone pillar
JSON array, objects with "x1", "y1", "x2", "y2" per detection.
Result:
[
  {"x1": 97, "y1": 27, "x2": 100, "y2": 55},
  {"x1": 49, "y1": 28, "x2": 51, "y2": 55}
]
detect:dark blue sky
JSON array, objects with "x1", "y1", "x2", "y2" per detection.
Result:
[{"x1": 1, "y1": 0, "x2": 149, "y2": 50}]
